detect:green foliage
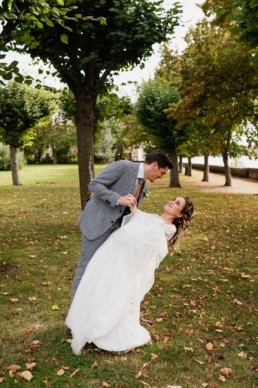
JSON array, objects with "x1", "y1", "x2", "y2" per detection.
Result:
[
  {"x1": 94, "y1": 119, "x2": 117, "y2": 163},
  {"x1": 59, "y1": 87, "x2": 133, "y2": 161},
  {"x1": 24, "y1": 116, "x2": 77, "y2": 164},
  {"x1": 0, "y1": 142, "x2": 25, "y2": 170},
  {"x1": 0, "y1": 142, "x2": 10, "y2": 170},
  {"x1": 0, "y1": 0, "x2": 79, "y2": 84},
  {"x1": 0, "y1": 82, "x2": 55, "y2": 148},
  {"x1": 1, "y1": 0, "x2": 182, "y2": 90},
  {"x1": 166, "y1": 22, "x2": 258, "y2": 159},
  {"x1": 201, "y1": 0, "x2": 258, "y2": 47},
  {"x1": 0, "y1": 0, "x2": 182, "y2": 204},
  {"x1": 121, "y1": 113, "x2": 151, "y2": 151},
  {"x1": 136, "y1": 79, "x2": 185, "y2": 151},
  {"x1": 58, "y1": 88, "x2": 76, "y2": 123},
  {"x1": 59, "y1": 88, "x2": 132, "y2": 125}
]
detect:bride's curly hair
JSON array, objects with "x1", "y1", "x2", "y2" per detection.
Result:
[{"x1": 168, "y1": 196, "x2": 194, "y2": 253}]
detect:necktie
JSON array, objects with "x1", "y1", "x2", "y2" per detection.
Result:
[{"x1": 134, "y1": 178, "x2": 144, "y2": 200}]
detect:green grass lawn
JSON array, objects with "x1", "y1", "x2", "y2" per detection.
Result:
[{"x1": 0, "y1": 165, "x2": 257, "y2": 387}]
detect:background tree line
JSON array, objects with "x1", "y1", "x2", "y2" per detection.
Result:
[{"x1": 0, "y1": 0, "x2": 257, "y2": 199}]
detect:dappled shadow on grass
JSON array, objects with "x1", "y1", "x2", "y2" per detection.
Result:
[{"x1": 0, "y1": 262, "x2": 18, "y2": 274}]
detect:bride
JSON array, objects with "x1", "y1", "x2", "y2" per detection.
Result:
[{"x1": 65, "y1": 196, "x2": 194, "y2": 355}]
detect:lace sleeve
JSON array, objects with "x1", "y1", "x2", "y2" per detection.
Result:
[{"x1": 163, "y1": 223, "x2": 176, "y2": 241}]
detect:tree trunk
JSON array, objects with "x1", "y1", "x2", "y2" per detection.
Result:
[
  {"x1": 10, "y1": 145, "x2": 21, "y2": 186},
  {"x1": 169, "y1": 149, "x2": 181, "y2": 187},
  {"x1": 52, "y1": 149, "x2": 58, "y2": 164},
  {"x1": 187, "y1": 157, "x2": 192, "y2": 176},
  {"x1": 75, "y1": 87, "x2": 97, "y2": 209},
  {"x1": 222, "y1": 149, "x2": 232, "y2": 186},
  {"x1": 202, "y1": 154, "x2": 209, "y2": 182},
  {"x1": 179, "y1": 155, "x2": 183, "y2": 173}
]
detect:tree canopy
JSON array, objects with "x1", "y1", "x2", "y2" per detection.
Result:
[
  {"x1": 201, "y1": 0, "x2": 258, "y2": 47},
  {"x1": 136, "y1": 78, "x2": 186, "y2": 187},
  {"x1": 166, "y1": 21, "x2": 258, "y2": 185},
  {"x1": 0, "y1": 0, "x2": 182, "y2": 207},
  {"x1": 0, "y1": 81, "x2": 54, "y2": 184}
]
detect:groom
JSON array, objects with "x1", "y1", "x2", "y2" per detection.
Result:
[{"x1": 71, "y1": 150, "x2": 173, "y2": 300}]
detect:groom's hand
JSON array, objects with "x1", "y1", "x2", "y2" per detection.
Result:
[{"x1": 118, "y1": 194, "x2": 137, "y2": 207}]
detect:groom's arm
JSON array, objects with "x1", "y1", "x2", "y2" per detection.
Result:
[{"x1": 89, "y1": 160, "x2": 130, "y2": 207}]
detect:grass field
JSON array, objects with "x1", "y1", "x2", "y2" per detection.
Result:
[{"x1": 0, "y1": 165, "x2": 257, "y2": 387}]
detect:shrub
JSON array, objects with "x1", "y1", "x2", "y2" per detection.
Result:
[{"x1": 0, "y1": 143, "x2": 25, "y2": 170}]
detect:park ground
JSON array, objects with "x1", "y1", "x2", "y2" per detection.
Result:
[{"x1": 0, "y1": 164, "x2": 257, "y2": 387}]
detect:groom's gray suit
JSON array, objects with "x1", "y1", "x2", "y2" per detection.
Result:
[{"x1": 71, "y1": 160, "x2": 146, "y2": 299}]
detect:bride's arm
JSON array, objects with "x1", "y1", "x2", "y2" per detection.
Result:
[{"x1": 130, "y1": 203, "x2": 138, "y2": 215}]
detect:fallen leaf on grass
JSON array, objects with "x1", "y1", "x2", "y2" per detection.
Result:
[
  {"x1": 7, "y1": 365, "x2": 21, "y2": 373},
  {"x1": 104, "y1": 360, "x2": 114, "y2": 365},
  {"x1": 91, "y1": 360, "x2": 98, "y2": 368},
  {"x1": 136, "y1": 370, "x2": 143, "y2": 379},
  {"x1": 56, "y1": 368, "x2": 65, "y2": 376},
  {"x1": 194, "y1": 358, "x2": 205, "y2": 365},
  {"x1": 0, "y1": 377, "x2": 4, "y2": 384},
  {"x1": 184, "y1": 347, "x2": 194, "y2": 354},
  {"x1": 241, "y1": 274, "x2": 251, "y2": 279},
  {"x1": 102, "y1": 382, "x2": 111, "y2": 387},
  {"x1": 182, "y1": 327, "x2": 194, "y2": 335},
  {"x1": 218, "y1": 375, "x2": 226, "y2": 382},
  {"x1": 233, "y1": 299, "x2": 242, "y2": 306},
  {"x1": 166, "y1": 386, "x2": 182, "y2": 388},
  {"x1": 10, "y1": 298, "x2": 19, "y2": 303},
  {"x1": 25, "y1": 341, "x2": 40, "y2": 353},
  {"x1": 209, "y1": 383, "x2": 219, "y2": 388},
  {"x1": 26, "y1": 363, "x2": 36, "y2": 370},
  {"x1": 220, "y1": 367, "x2": 232, "y2": 377},
  {"x1": 238, "y1": 351, "x2": 247, "y2": 359},
  {"x1": 206, "y1": 343, "x2": 213, "y2": 351},
  {"x1": 42, "y1": 281, "x2": 52, "y2": 286},
  {"x1": 151, "y1": 353, "x2": 158, "y2": 361},
  {"x1": 52, "y1": 305, "x2": 60, "y2": 310},
  {"x1": 19, "y1": 371, "x2": 33, "y2": 381}
]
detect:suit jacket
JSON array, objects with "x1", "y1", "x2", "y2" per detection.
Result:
[{"x1": 78, "y1": 160, "x2": 147, "y2": 240}]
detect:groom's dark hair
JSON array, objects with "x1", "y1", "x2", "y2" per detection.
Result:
[{"x1": 145, "y1": 150, "x2": 173, "y2": 169}]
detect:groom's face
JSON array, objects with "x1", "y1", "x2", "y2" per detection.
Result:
[{"x1": 146, "y1": 162, "x2": 168, "y2": 182}]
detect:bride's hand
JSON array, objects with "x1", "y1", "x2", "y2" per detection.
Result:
[{"x1": 130, "y1": 202, "x2": 137, "y2": 214}]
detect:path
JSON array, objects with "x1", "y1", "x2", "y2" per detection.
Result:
[
  {"x1": 150, "y1": 169, "x2": 258, "y2": 195},
  {"x1": 181, "y1": 169, "x2": 258, "y2": 194}
]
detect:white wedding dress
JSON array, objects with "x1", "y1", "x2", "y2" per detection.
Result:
[{"x1": 65, "y1": 209, "x2": 176, "y2": 355}]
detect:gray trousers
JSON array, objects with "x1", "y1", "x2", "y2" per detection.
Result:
[{"x1": 71, "y1": 221, "x2": 120, "y2": 302}]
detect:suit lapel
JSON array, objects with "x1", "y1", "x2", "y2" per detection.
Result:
[{"x1": 126, "y1": 163, "x2": 140, "y2": 194}]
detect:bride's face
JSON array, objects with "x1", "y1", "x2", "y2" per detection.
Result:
[{"x1": 164, "y1": 197, "x2": 186, "y2": 218}]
